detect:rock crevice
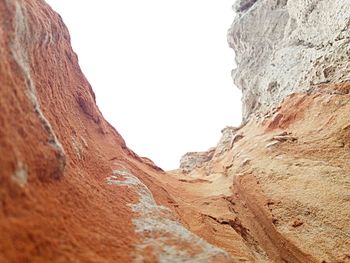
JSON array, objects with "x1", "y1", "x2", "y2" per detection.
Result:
[{"x1": 1, "y1": 0, "x2": 350, "y2": 262}]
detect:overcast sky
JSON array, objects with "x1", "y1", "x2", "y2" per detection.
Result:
[{"x1": 46, "y1": 0, "x2": 242, "y2": 170}]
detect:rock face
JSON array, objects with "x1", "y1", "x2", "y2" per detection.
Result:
[
  {"x1": 180, "y1": 150, "x2": 215, "y2": 174},
  {"x1": 0, "y1": 0, "x2": 235, "y2": 262},
  {"x1": 175, "y1": 0, "x2": 350, "y2": 261},
  {"x1": 229, "y1": 0, "x2": 350, "y2": 121},
  {"x1": 2, "y1": 0, "x2": 350, "y2": 262},
  {"x1": 174, "y1": 85, "x2": 350, "y2": 262},
  {"x1": 179, "y1": 127, "x2": 243, "y2": 174}
]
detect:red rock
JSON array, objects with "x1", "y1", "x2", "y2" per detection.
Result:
[
  {"x1": 1, "y1": 0, "x2": 350, "y2": 262},
  {"x1": 0, "y1": 0, "x2": 234, "y2": 262}
]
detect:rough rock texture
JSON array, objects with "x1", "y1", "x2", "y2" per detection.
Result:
[
  {"x1": 179, "y1": 127, "x2": 243, "y2": 174},
  {"x1": 180, "y1": 150, "x2": 215, "y2": 174},
  {"x1": 175, "y1": 0, "x2": 350, "y2": 261},
  {"x1": 229, "y1": 0, "x2": 350, "y2": 121},
  {"x1": 173, "y1": 84, "x2": 350, "y2": 262},
  {"x1": 2, "y1": 0, "x2": 350, "y2": 262},
  {"x1": 0, "y1": 0, "x2": 235, "y2": 262}
]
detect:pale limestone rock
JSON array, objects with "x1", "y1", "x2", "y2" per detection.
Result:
[
  {"x1": 180, "y1": 149, "x2": 215, "y2": 174},
  {"x1": 229, "y1": 0, "x2": 350, "y2": 121},
  {"x1": 180, "y1": 127, "x2": 244, "y2": 174},
  {"x1": 214, "y1": 126, "x2": 243, "y2": 157}
]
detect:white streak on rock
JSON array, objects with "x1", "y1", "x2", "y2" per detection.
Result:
[
  {"x1": 107, "y1": 168, "x2": 235, "y2": 263},
  {"x1": 12, "y1": 162, "x2": 27, "y2": 187},
  {"x1": 8, "y1": 0, "x2": 66, "y2": 178}
]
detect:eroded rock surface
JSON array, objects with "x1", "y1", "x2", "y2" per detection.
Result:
[
  {"x1": 180, "y1": 150, "x2": 215, "y2": 174},
  {"x1": 173, "y1": 85, "x2": 350, "y2": 262},
  {"x1": 2, "y1": 0, "x2": 350, "y2": 262},
  {"x1": 174, "y1": 0, "x2": 350, "y2": 261},
  {"x1": 0, "y1": 0, "x2": 236, "y2": 262},
  {"x1": 229, "y1": 0, "x2": 350, "y2": 121}
]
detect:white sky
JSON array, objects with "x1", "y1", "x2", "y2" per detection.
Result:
[{"x1": 45, "y1": 0, "x2": 242, "y2": 170}]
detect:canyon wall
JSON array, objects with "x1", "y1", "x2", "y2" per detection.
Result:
[
  {"x1": 1, "y1": 0, "x2": 350, "y2": 262},
  {"x1": 175, "y1": 0, "x2": 350, "y2": 262},
  {"x1": 0, "y1": 0, "x2": 235, "y2": 262},
  {"x1": 229, "y1": 0, "x2": 350, "y2": 121}
]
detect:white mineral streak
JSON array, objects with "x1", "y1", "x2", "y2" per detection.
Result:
[
  {"x1": 107, "y1": 167, "x2": 235, "y2": 263},
  {"x1": 9, "y1": 0, "x2": 66, "y2": 178}
]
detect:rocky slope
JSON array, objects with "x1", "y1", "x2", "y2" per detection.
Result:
[
  {"x1": 177, "y1": 0, "x2": 350, "y2": 261},
  {"x1": 1, "y1": 0, "x2": 350, "y2": 262},
  {"x1": 0, "y1": 0, "x2": 234, "y2": 262},
  {"x1": 177, "y1": 85, "x2": 350, "y2": 262}
]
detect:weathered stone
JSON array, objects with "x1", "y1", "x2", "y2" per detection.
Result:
[
  {"x1": 2, "y1": 0, "x2": 350, "y2": 262},
  {"x1": 180, "y1": 149, "x2": 215, "y2": 174},
  {"x1": 229, "y1": 0, "x2": 350, "y2": 121},
  {"x1": 214, "y1": 127, "x2": 243, "y2": 157},
  {"x1": 0, "y1": 1, "x2": 237, "y2": 262}
]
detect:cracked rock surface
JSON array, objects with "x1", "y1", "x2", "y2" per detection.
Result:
[
  {"x1": 229, "y1": 0, "x2": 350, "y2": 121},
  {"x1": 1, "y1": 0, "x2": 350, "y2": 262}
]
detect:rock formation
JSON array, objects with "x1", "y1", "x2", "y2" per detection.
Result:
[
  {"x1": 178, "y1": 0, "x2": 350, "y2": 261},
  {"x1": 177, "y1": 86, "x2": 350, "y2": 262},
  {"x1": 229, "y1": 0, "x2": 350, "y2": 121},
  {"x1": 1, "y1": 0, "x2": 350, "y2": 262},
  {"x1": 0, "y1": 0, "x2": 233, "y2": 262}
]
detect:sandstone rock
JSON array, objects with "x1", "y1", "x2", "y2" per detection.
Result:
[
  {"x1": 0, "y1": 0, "x2": 236, "y2": 262},
  {"x1": 173, "y1": 86, "x2": 350, "y2": 262},
  {"x1": 2, "y1": 0, "x2": 350, "y2": 262},
  {"x1": 173, "y1": 0, "x2": 350, "y2": 261}
]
